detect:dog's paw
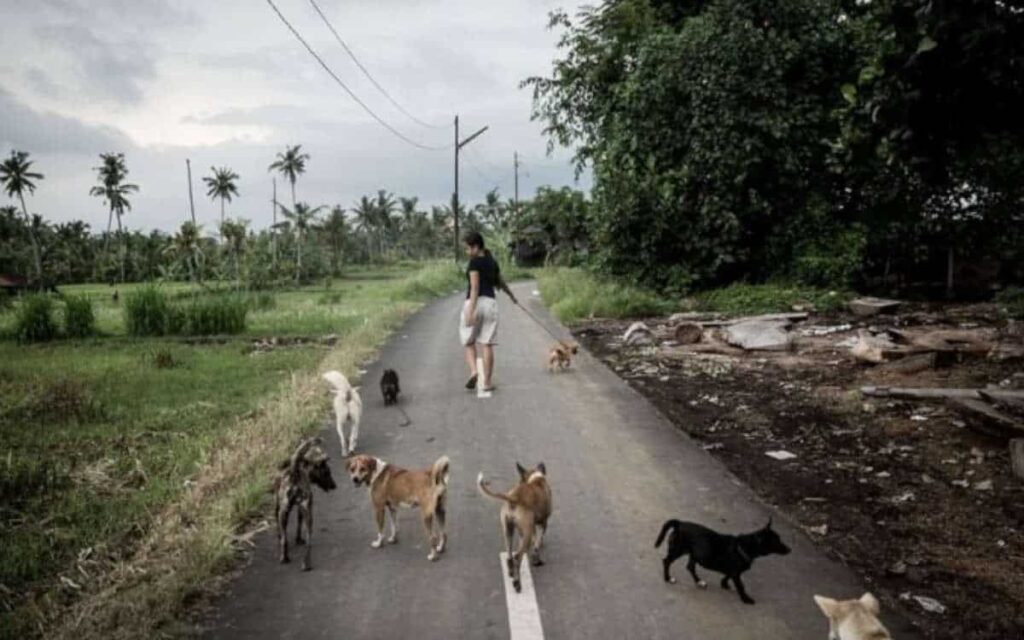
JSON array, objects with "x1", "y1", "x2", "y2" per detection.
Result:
[
  {"x1": 436, "y1": 536, "x2": 447, "y2": 553},
  {"x1": 697, "y1": 580, "x2": 708, "y2": 589},
  {"x1": 301, "y1": 563, "x2": 311, "y2": 572},
  {"x1": 741, "y1": 597, "x2": 756, "y2": 605},
  {"x1": 531, "y1": 557, "x2": 544, "y2": 567},
  {"x1": 387, "y1": 536, "x2": 398, "y2": 545},
  {"x1": 370, "y1": 539, "x2": 383, "y2": 549},
  {"x1": 294, "y1": 537, "x2": 305, "y2": 546},
  {"x1": 428, "y1": 550, "x2": 439, "y2": 562},
  {"x1": 513, "y1": 579, "x2": 522, "y2": 593},
  {"x1": 279, "y1": 555, "x2": 290, "y2": 564}
]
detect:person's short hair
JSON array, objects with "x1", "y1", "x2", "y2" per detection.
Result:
[{"x1": 462, "y1": 231, "x2": 485, "y2": 250}]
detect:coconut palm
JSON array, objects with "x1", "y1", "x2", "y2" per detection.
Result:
[
  {"x1": 89, "y1": 153, "x2": 139, "y2": 283},
  {"x1": 268, "y1": 145, "x2": 310, "y2": 207},
  {"x1": 219, "y1": 218, "x2": 249, "y2": 284},
  {"x1": 352, "y1": 195, "x2": 377, "y2": 262},
  {"x1": 279, "y1": 202, "x2": 324, "y2": 283},
  {"x1": 203, "y1": 166, "x2": 240, "y2": 232},
  {"x1": 319, "y1": 206, "x2": 350, "y2": 275},
  {"x1": 373, "y1": 190, "x2": 398, "y2": 256},
  {"x1": 163, "y1": 221, "x2": 204, "y2": 283},
  {"x1": 0, "y1": 150, "x2": 44, "y2": 284}
]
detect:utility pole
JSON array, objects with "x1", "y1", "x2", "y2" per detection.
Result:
[
  {"x1": 513, "y1": 151, "x2": 520, "y2": 221},
  {"x1": 185, "y1": 159, "x2": 197, "y2": 226},
  {"x1": 453, "y1": 114, "x2": 489, "y2": 260},
  {"x1": 272, "y1": 178, "x2": 278, "y2": 270}
]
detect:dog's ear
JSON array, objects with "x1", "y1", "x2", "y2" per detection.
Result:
[
  {"x1": 813, "y1": 595, "x2": 838, "y2": 618},
  {"x1": 537, "y1": 462, "x2": 547, "y2": 475},
  {"x1": 515, "y1": 462, "x2": 528, "y2": 480},
  {"x1": 859, "y1": 592, "x2": 880, "y2": 615}
]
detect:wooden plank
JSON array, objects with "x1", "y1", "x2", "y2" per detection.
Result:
[
  {"x1": 948, "y1": 398, "x2": 1024, "y2": 436},
  {"x1": 860, "y1": 386, "x2": 1024, "y2": 401}
]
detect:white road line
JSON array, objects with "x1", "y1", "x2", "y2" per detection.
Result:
[
  {"x1": 499, "y1": 552, "x2": 545, "y2": 640},
  {"x1": 476, "y1": 356, "x2": 492, "y2": 399}
]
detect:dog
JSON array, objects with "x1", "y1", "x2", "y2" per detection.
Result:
[
  {"x1": 345, "y1": 454, "x2": 450, "y2": 561},
  {"x1": 814, "y1": 593, "x2": 891, "y2": 640},
  {"x1": 273, "y1": 437, "x2": 337, "y2": 570},
  {"x1": 546, "y1": 341, "x2": 579, "y2": 372},
  {"x1": 323, "y1": 370, "x2": 363, "y2": 456},
  {"x1": 380, "y1": 368, "x2": 400, "y2": 405},
  {"x1": 654, "y1": 518, "x2": 791, "y2": 604},
  {"x1": 477, "y1": 462, "x2": 552, "y2": 593}
]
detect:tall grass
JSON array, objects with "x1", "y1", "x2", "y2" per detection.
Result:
[
  {"x1": 537, "y1": 268, "x2": 675, "y2": 323},
  {"x1": 391, "y1": 261, "x2": 463, "y2": 301},
  {"x1": 62, "y1": 295, "x2": 96, "y2": 338},
  {"x1": 696, "y1": 282, "x2": 851, "y2": 314},
  {"x1": 125, "y1": 287, "x2": 249, "y2": 336},
  {"x1": 124, "y1": 286, "x2": 171, "y2": 336},
  {"x1": 179, "y1": 296, "x2": 248, "y2": 335},
  {"x1": 14, "y1": 294, "x2": 58, "y2": 342}
]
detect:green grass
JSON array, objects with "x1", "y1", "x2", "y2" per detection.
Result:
[
  {"x1": 537, "y1": 267, "x2": 676, "y2": 323},
  {"x1": 695, "y1": 282, "x2": 853, "y2": 315},
  {"x1": 995, "y1": 286, "x2": 1024, "y2": 319},
  {"x1": 0, "y1": 262, "x2": 463, "y2": 639}
]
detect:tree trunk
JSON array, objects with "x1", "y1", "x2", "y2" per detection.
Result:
[
  {"x1": 946, "y1": 245, "x2": 954, "y2": 300},
  {"x1": 296, "y1": 230, "x2": 303, "y2": 284},
  {"x1": 103, "y1": 205, "x2": 114, "y2": 279},
  {"x1": 116, "y1": 209, "x2": 126, "y2": 283},
  {"x1": 17, "y1": 193, "x2": 42, "y2": 286},
  {"x1": 220, "y1": 198, "x2": 225, "y2": 239}
]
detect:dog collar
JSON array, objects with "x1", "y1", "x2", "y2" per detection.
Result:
[{"x1": 368, "y1": 458, "x2": 388, "y2": 487}]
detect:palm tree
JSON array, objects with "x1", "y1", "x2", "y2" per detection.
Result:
[
  {"x1": 373, "y1": 190, "x2": 398, "y2": 257},
  {"x1": 268, "y1": 145, "x2": 310, "y2": 207},
  {"x1": 352, "y1": 196, "x2": 377, "y2": 262},
  {"x1": 0, "y1": 150, "x2": 44, "y2": 284},
  {"x1": 319, "y1": 206, "x2": 350, "y2": 275},
  {"x1": 219, "y1": 218, "x2": 249, "y2": 284},
  {"x1": 279, "y1": 202, "x2": 324, "y2": 283},
  {"x1": 202, "y1": 166, "x2": 240, "y2": 233},
  {"x1": 163, "y1": 221, "x2": 204, "y2": 283},
  {"x1": 89, "y1": 153, "x2": 139, "y2": 283}
]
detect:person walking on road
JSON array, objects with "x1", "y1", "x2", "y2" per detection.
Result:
[{"x1": 461, "y1": 231, "x2": 518, "y2": 392}]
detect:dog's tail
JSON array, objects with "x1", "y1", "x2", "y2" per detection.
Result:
[
  {"x1": 655, "y1": 519, "x2": 683, "y2": 548},
  {"x1": 431, "y1": 455, "x2": 450, "y2": 490},
  {"x1": 322, "y1": 370, "x2": 351, "y2": 394},
  {"x1": 289, "y1": 437, "x2": 321, "y2": 478},
  {"x1": 477, "y1": 472, "x2": 517, "y2": 504}
]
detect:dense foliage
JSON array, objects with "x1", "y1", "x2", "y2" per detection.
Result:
[{"x1": 526, "y1": 0, "x2": 1024, "y2": 294}]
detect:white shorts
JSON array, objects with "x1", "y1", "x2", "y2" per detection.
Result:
[{"x1": 459, "y1": 297, "x2": 498, "y2": 346}]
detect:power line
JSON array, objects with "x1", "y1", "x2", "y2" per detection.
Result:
[
  {"x1": 307, "y1": 0, "x2": 450, "y2": 130},
  {"x1": 265, "y1": 0, "x2": 451, "y2": 151}
]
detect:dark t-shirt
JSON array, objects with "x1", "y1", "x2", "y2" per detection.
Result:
[{"x1": 466, "y1": 254, "x2": 500, "y2": 299}]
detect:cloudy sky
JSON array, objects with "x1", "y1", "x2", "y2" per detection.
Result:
[{"x1": 0, "y1": 0, "x2": 589, "y2": 234}]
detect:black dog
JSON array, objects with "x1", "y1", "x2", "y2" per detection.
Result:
[
  {"x1": 380, "y1": 368, "x2": 400, "y2": 405},
  {"x1": 655, "y1": 518, "x2": 790, "y2": 604}
]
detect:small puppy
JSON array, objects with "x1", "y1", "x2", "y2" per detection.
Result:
[
  {"x1": 346, "y1": 454, "x2": 450, "y2": 561},
  {"x1": 322, "y1": 370, "x2": 363, "y2": 456},
  {"x1": 546, "y1": 341, "x2": 579, "y2": 372},
  {"x1": 380, "y1": 368, "x2": 400, "y2": 405},
  {"x1": 655, "y1": 518, "x2": 791, "y2": 604},
  {"x1": 814, "y1": 593, "x2": 891, "y2": 640},
  {"x1": 478, "y1": 462, "x2": 552, "y2": 593},
  {"x1": 274, "y1": 437, "x2": 337, "y2": 571}
]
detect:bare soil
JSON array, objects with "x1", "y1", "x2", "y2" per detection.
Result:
[{"x1": 574, "y1": 305, "x2": 1024, "y2": 640}]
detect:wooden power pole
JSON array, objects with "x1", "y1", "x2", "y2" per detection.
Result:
[
  {"x1": 513, "y1": 151, "x2": 520, "y2": 220},
  {"x1": 185, "y1": 159, "x2": 197, "y2": 226},
  {"x1": 453, "y1": 114, "x2": 489, "y2": 260}
]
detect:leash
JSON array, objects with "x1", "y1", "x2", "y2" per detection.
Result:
[{"x1": 513, "y1": 300, "x2": 571, "y2": 345}]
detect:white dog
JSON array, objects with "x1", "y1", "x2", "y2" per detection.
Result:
[{"x1": 322, "y1": 370, "x2": 363, "y2": 456}]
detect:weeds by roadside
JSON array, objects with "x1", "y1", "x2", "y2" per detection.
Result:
[{"x1": 537, "y1": 268, "x2": 675, "y2": 323}]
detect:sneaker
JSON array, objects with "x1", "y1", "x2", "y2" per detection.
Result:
[{"x1": 465, "y1": 374, "x2": 478, "y2": 390}]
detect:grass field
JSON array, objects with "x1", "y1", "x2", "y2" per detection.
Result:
[{"x1": 0, "y1": 262, "x2": 462, "y2": 639}]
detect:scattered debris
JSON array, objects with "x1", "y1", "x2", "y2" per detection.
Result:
[
  {"x1": 1011, "y1": 439, "x2": 1024, "y2": 481},
  {"x1": 974, "y1": 479, "x2": 994, "y2": 491},
  {"x1": 900, "y1": 593, "x2": 947, "y2": 615},
  {"x1": 674, "y1": 322, "x2": 704, "y2": 344},
  {"x1": 765, "y1": 450, "x2": 798, "y2": 461},
  {"x1": 798, "y1": 323, "x2": 852, "y2": 337},
  {"x1": 807, "y1": 524, "x2": 828, "y2": 536},
  {"x1": 723, "y1": 319, "x2": 793, "y2": 351}
]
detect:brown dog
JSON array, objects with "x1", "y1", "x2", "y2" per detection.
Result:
[
  {"x1": 546, "y1": 341, "x2": 579, "y2": 372},
  {"x1": 814, "y1": 593, "x2": 891, "y2": 640},
  {"x1": 477, "y1": 462, "x2": 552, "y2": 592},
  {"x1": 346, "y1": 454, "x2": 450, "y2": 561},
  {"x1": 274, "y1": 437, "x2": 337, "y2": 571}
]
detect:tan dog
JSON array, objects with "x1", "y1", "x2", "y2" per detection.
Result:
[
  {"x1": 814, "y1": 593, "x2": 891, "y2": 640},
  {"x1": 345, "y1": 454, "x2": 450, "y2": 561},
  {"x1": 477, "y1": 462, "x2": 552, "y2": 592},
  {"x1": 546, "y1": 341, "x2": 579, "y2": 372}
]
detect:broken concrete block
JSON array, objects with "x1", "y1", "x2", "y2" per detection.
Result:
[
  {"x1": 623, "y1": 321, "x2": 654, "y2": 346},
  {"x1": 674, "y1": 323, "x2": 704, "y2": 345},
  {"x1": 849, "y1": 297, "x2": 902, "y2": 317},
  {"x1": 723, "y1": 320, "x2": 792, "y2": 351}
]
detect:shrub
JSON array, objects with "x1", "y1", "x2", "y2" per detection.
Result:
[
  {"x1": 248, "y1": 292, "x2": 276, "y2": 311},
  {"x1": 318, "y1": 292, "x2": 342, "y2": 306},
  {"x1": 14, "y1": 294, "x2": 58, "y2": 342},
  {"x1": 697, "y1": 283, "x2": 851, "y2": 315},
  {"x1": 995, "y1": 287, "x2": 1024, "y2": 319},
  {"x1": 63, "y1": 295, "x2": 96, "y2": 338},
  {"x1": 179, "y1": 296, "x2": 248, "y2": 335},
  {"x1": 2, "y1": 377, "x2": 104, "y2": 424},
  {"x1": 150, "y1": 348, "x2": 178, "y2": 369},
  {"x1": 125, "y1": 286, "x2": 170, "y2": 336},
  {"x1": 538, "y1": 268, "x2": 675, "y2": 323}
]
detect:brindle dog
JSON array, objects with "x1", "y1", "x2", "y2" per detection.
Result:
[{"x1": 274, "y1": 437, "x2": 337, "y2": 570}]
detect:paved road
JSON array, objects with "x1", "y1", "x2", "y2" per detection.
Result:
[{"x1": 205, "y1": 283, "x2": 917, "y2": 639}]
